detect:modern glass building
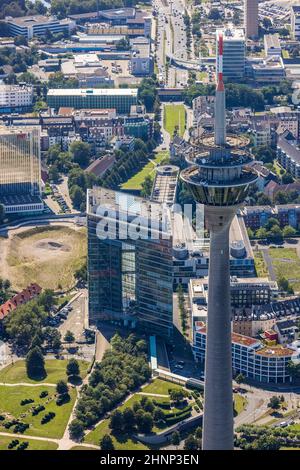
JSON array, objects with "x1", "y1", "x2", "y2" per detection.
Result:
[
  {"x1": 87, "y1": 187, "x2": 174, "y2": 338},
  {"x1": 0, "y1": 126, "x2": 43, "y2": 214},
  {"x1": 47, "y1": 88, "x2": 138, "y2": 114}
]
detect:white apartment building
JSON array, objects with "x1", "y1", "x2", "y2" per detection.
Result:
[
  {"x1": 0, "y1": 84, "x2": 33, "y2": 112},
  {"x1": 216, "y1": 27, "x2": 245, "y2": 80}
]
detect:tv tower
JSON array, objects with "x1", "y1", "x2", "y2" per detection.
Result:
[{"x1": 181, "y1": 34, "x2": 257, "y2": 450}]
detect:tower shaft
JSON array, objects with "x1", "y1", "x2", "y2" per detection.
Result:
[{"x1": 202, "y1": 206, "x2": 236, "y2": 450}]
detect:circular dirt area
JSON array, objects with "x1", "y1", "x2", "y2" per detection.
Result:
[{"x1": 35, "y1": 240, "x2": 71, "y2": 253}]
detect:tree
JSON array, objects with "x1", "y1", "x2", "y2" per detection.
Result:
[
  {"x1": 26, "y1": 346, "x2": 45, "y2": 379},
  {"x1": 283, "y1": 225, "x2": 296, "y2": 238},
  {"x1": 69, "y1": 419, "x2": 84, "y2": 441},
  {"x1": 109, "y1": 410, "x2": 124, "y2": 433},
  {"x1": 268, "y1": 396, "x2": 280, "y2": 410},
  {"x1": 278, "y1": 276, "x2": 293, "y2": 294},
  {"x1": 66, "y1": 358, "x2": 80, "y2": 378},
  {"x1": 37, "y1": 289, "x2": 55, "y2": 312},
  {"x1": 169, "y1": 389, "x2": 185, "y2": 405},
  {"x1": 184, "y1": 435, "x2": 199, "y2": 450},
  {"x1": 64, "y1": 330, "x2": 75, "y2": 343},
  {"x1": 171, "y1": 431, "x2": 181, "y2": 448},
  {"x1": 69, "y1": 185, "x2": 85, "y2": 210},
  {"x1": 56, "y1": 380, "x2": 68, "y2": 396},
  {"x1": 256, "y1": 227, "x2": 268, "y2": 239},
  {"x1": 123, "y1": 408, "x2": 136, "y2": 431},
  {"x1": 208, "y1": 8, "x2": 221, "y2": 20},
  {"x1": 153, "y1": 407, "x2": 165, "y2": 423},
  {"x1": 100, "y1": 434, "x2": 115, "y2": 450},
  {"x1": 135, "y1": 410, "x2": 153, "y2": 434},
  {"x1": 253, "y1": 435, "x2": 280, "y2": 451},
  {"x1": 235, "y1": 373, "x2": 245, "y2": 385},
  {"x1": 70, "y1": 141, "x2": 91, "y2": 168}
]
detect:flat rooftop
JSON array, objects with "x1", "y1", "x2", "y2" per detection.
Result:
[
  {"x1": 256, "y1": 346, "x2": 295, "y2": 357},
  {"x1": 150, "y1": 165, "x2": 179, "y2": 206},
  {"x1": 47, "y1": 88, "x2": 137, "y2": 97},
  {"x1": 6, "y1": 15, "x2": 71, "y2": 26},
  {"x1": 217, "y1": 27, "x2": 245, "y2": 42}
]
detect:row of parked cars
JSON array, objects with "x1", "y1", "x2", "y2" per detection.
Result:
[{"x1": 47, "y1": 304, "x2": 73, "y2": 326}]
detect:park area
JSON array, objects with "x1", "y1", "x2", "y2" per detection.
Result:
[
  {"x1": 0, "y1": 225, "x2": 87, "y2": 291},
  {"x1": 84, "y1": 378, "x2": 203, "y2": 450},
  {"x1": 0, "y1": 358, "x2": 92, "y2": 449},
  {"x1": 254, "y1": 246, "x2": 300, "y2": 292},
  {"x1": 121, "y1": 151, "x2": 169, "y2": 192},
  {"x1": 163, "y1": 104, "x2": 186, "y2": 138},
  {"x1": 0, "y1": 359, "x2": 89, "y2": 384}
]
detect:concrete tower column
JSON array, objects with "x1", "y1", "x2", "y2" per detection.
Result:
[{"x1": 202, "y1": 205, "x2": 237, "y2": 450}]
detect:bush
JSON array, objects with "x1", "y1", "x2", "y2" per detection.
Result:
[
  {"x1": 39, "y1": 391, "x2": 49, "y2": 399},
  {"x1": 16, "y1": 441, "x2": 29, "y2": 450},
  {"x1": 8, "y1": 439, "x2": 19, "y2": 449},
  {"x1": 41, "y1": 412, "x2": 55, "y2": 425},
  {"x1": 153, "y1": 400, "x2": 170, "y2": 409},
  {"x1": 32, "y1": 405, "x2": 45, "y2": 416},
  {"x1": 20, "y1": 398, "x2": 34, "y2": 406},
  {"x1": 165, "y1": 410, "x2": 191, "y2": 426}
]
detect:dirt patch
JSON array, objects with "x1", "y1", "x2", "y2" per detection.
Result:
[{"x1": 1, "y1": 225, "x2": 87, "y2": 291}]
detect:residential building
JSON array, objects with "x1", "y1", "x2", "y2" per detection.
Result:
[
  {"x1": 275, "y1": 319, "x2": 299, "y2": 344},
  {"x1": 242, "y1": 204, "x2": 300, "y2": 230},
  {"x1": 0, "y1": 283, "x2": 42, "y2": 321},
  {"x1": 232, "y1": 297, "x2": 300, "y2": 336},
  {"x1": 5, "y1": 15, "x2": 75, "y2": 39},
  {"x1": 249, "y1": 56, "x2": 285, "y2": 83},
  {"x1": 291, "y1": 5, "x2": 300, "y2": 40},
  {"x1": 0, "y1": 126, "x2": 43, "y2": 214},
  {"x1": 264, "y1": 34, "x2": 281, "y2": 57},
  {"x1": 277, "y1": 130, "x2": 300, "y2": 179},
  {"x1": 0, "y1": 84, "x2": 33, "y2": 113},
  {"x1": 47, "y1": 88, "x2": 138, "y2": 114},
  {"x1": 245, "y1": 0, "x2": 258, "y2": 39},
  {"x1": 193, "y1": 321, "x2": 300, "y2": 383},
  {"x1": 216, "y1": 27, "x2": 245, "y2": 79},
  {"x1": 87, "y1": 187, "x2": 174, "y2": 338}
]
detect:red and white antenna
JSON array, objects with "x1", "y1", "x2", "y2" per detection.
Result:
[{"x1": 217, "y1": 34, "x2": 224, "y2": 91}]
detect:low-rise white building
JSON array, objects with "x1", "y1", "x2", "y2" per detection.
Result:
[{"x1": 0, "y1": 84, "x2": 33, "y2": 113}]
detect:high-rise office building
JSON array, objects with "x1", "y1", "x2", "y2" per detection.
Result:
[
  {"x1": 181, "y1": 34, "x2": 257, "y2": 450},
  {"x1": 216, "y1": 27, "x2": 245, "y2": 80},
  {"x1": 87, "y1": 187, "x2": 174, "y2": 338},
  {"x1": 245, "y1": 0, "x2": 258, "y2": 39},
  {"x1": 0, "y1": 126, "x2": 43, "y2": 214},
  {"x1": 291, "y1": 6, "x2": 300, "y2": 40}
]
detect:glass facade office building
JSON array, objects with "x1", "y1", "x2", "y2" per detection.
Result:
[
  {"x1": 0, "y1": 126, "x2": 41, "y2": 196},
  {"x1": 87, "y1": 187, "x2": 174, "y2": 338},
  {"x1": 47, "y1": 88, "x2": 138, "y2": 114}
]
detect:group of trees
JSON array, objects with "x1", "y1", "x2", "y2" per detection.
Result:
[
  {"x1": 177, "y1": 284, "x2": 188, "y2": 334},
  {"x1": 69, "y1": 333, "x2": 150, "y2": 439},
  {"x1": 0, "y1": 47, "x2": 39, "y2": 75},
  {"x1": 236, "y1": 424, "x2": 300, "y2": 450},
  {"x1": 4, "y1": 290, "x2": 62, "y2": 353},
  {"x1": 48, "y1": 72, "x2": 79, "y2": 89},
  {"x1": 0, "y1": 0, "x2": 47, "y2": 19},
  {"x1": 138, "y1": 76, "x2": 160, "y2": 114},
  {"x1": 109, "y1": 397, "x2": 154, "y2": 436},
  {"x1": 50, "y1": 0, "x2": 148, "y2": 19},
  {"x1": 99, "y1": 139, "x2": 152, "y2": 190},
  {"x1": 0, "y1": 278, "x2": 11, "y2": 304},
  {"x1": 247, "y1": 218, "x2": 297, "y2": 243}
]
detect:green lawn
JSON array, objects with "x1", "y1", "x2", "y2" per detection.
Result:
[
  {"x1": 0, "y1": 359, "x2": 90, "y2": 385},
  {"x1": 0, "y1": 385, "x2": 76, "y2": 438},
  {"x1": 163, "y1": 104, "x2": 186, "y2": 138},
  {"x1": 121, "y1": 151, "x2": 169, "y2": 191},
  {"x1": 84, "y1": 418, "x2": 149, "y2": 450},
  {"x1": 84, "y1": 383, "x2": 194, "y2": 448},
  {"x1": 0, "y1": 435, "x2": 58, "y2": 450},
  {"x1": 254, "y1": 251, "x2": 269, "y2": 277},
  {"x1": 142, "y1": 379, "x2": 184, "y2": 395},
  {"x1": 70, "y1": 445, "x2": 98, "y2": 451},
  {"x1": 268, "y1": 248, "x2": 300, "y2": 291}
]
